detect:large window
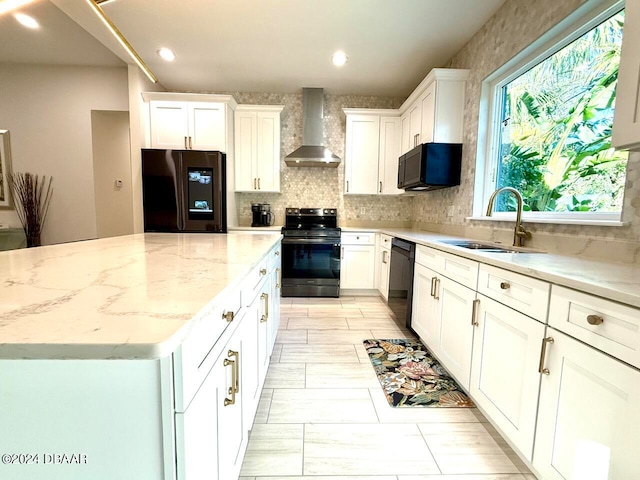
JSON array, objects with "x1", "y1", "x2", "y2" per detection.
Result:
[{"x1": 478, "y1": 2, "x2": 627, "y2": 223}]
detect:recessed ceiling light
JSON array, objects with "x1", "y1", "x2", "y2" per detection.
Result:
[
  {"x1": 332, "y1": 51, "x2": 348, "y2": 67},
  {"x1": 157, "y1": 48, "x2": 175, "y2": 62},
  {"x1": 0, "y1": 0, "x2": 36, "y2": 15},
  {"x1": 14, "y1": 12, "x2": 38, "y2": 29}
]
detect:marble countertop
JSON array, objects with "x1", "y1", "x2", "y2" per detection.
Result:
[
  {"x1": 0, "y1": 232, "x2": 282, "y2": 360},
  {"x1": 351, "y1": 227, "x2": 640, "y2": 309}
]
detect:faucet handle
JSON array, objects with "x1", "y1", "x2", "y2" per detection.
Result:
[{"x1": 515, "y1": 224, "x2": 532, "y2": 246}]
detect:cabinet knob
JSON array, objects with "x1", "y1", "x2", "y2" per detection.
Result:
[
  {"x1": 275, "y1": 250, "x2": 280, "y2": 256},
  {"x1": 356, "y1": 236, "x2": 360, "y2": 240},
  {"x1": 260, "y1": 268, "x2": 267, "y2": 275},
  {"x1": 500, "y1": 282, "x2": 510, "y2": 290},
  {"x1": 586, "y1": 314, "x2": 604, "y2": 326},
  {"x1": 222, "y1": 311, "x2": 234, "y2": 323}
]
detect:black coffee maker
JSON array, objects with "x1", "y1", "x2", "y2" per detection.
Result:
[{"x1": 251, "y1": 203, "x2": 274, "y2": 227}]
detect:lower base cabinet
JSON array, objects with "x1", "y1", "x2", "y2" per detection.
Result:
[
  {"x1": 411, "y1": 263, "x2": 476, "y2": 390},
  {"x1": 411, "y1": 263, "x2": 439, "y2": 351},
  {"x1": 533, "y1": 328, "x2": 640, "y2": 479},
  {"x1": 435, "y1": 275, "x2": 476, "y2": 390},
  {"x1": 470, "y1": 294, "x2": 545, "y2": 461}
]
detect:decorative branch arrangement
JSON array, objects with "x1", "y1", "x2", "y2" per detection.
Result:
[{"x1": 7, "y1": 172, "x2": 53, "y2": 248}]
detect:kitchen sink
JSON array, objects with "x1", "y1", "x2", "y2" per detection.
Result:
[{"x1": 438, "y1": 239, "x2": 545, "y2": 254}]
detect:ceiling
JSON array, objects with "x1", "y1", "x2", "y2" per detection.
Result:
[{"x1": 1, "y1": 0, "x2": 507, "y2": 97}]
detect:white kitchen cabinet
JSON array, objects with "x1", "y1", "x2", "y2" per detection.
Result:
[
  {"x1": 398, "y1": 69, "x2": 469, "y2": 155},
  {"x1": 215, "y1": 335, "x2": 245, "y2": 480},
  {"x1": 150, "y1": 101, "x2": 226, "y2": 150},
  {"x1": 234, "y1": 106, "x2": 283, "y2": 192},
  {"x1": 343, "y1": 111, "x2": 402, "y2": 195},
  {"x1": 419, "y1": 82, "x2": 436, "y2": 144},
  {"x1": 177, "y1": 328, "x2": 245, "y2": 480},
  {"x1": 378, "y1": 117, "x2": 403, "y2": 194},
  {"x1": 612, "y1": 0, "x2": 640, "y2": 150},
  {"x1": 411, "y1": 245, "x2": 477, "y2": 389},
  {"x1": 408, "y1": 101, "x2": 422, "y2": 149},
  {"x1": 344, "y1": 114, "x2": 381, "y2": 194},
  {"x1": 378, "y1": 234, "x2": 393, "y2": 300},
  {"x1": 341, "y1": 233, "x2": 376, "y2": 290},
  {"x1": 268, "y1": 246, "x2": 282, "y2": 352},
  {"x1": 143, "y1": 92, "x2": 236, "y2": 153},
  {"x1": 411, "y1": 262, "x2": 440, "y2": 353},
  {"x1": 533, "y1": 328, "x2": 640, "y2": 479},
  {"x1": 436, "y1": 275, "x2": 476, "y2": 390},
  {"x1": 470, "y1": 294, "x2": 546, "y2": 461},
  {"x1": 400, "y1": 111, "x2": 411, "y2": 154}
]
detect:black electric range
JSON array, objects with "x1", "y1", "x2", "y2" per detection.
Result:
[{"x1": 280, "y1": 208, "x2": 341, "y2": 297}]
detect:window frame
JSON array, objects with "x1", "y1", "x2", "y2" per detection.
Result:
[{"x1": 473, "y1": 0, "x2": 627, "y2": 225}]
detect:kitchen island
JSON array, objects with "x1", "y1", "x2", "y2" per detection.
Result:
[{"x1": 0, "y1": 232, "x2": 282, "y2": 480}]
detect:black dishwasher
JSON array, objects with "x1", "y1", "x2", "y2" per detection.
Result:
[{"x1": 387, "y1": 238, "x2": 416, "y2": 330}]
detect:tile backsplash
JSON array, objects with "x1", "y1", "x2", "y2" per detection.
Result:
[{"x1": 232, "y1": 92, "x2": 411, "y2": 228}]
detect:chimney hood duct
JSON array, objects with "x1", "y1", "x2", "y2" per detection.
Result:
[{"x1": 285, "y1": 88, "x2": 341, "y2": 167}]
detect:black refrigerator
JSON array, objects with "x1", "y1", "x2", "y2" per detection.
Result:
[{"x1": 142, "y1": 149, "x2": 227, "y2": 233}]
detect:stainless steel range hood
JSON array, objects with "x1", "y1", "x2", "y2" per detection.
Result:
[{"x1": 285, "y1": 88, "x2": 341, "y2": 167}]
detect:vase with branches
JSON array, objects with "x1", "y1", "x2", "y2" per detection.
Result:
[{"x1": 8, "y1": 172, "x2": 53, "y2": 247}]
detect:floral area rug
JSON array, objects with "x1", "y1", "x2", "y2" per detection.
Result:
[{"x1": 363, "y1": 339, "x2": 475, "y2": 408}]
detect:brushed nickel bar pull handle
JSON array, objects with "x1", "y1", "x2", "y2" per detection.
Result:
[
  {"x1": 276, "y1": 267, "x2": 281, "y2": 289},
  {"x1": 222, "y1": 311, "x2": 234, "y2": 323},
  {"x1": 228, "y1": 349, "x2": 239, "y2": 393},
  {"x1": 382, "y1": 250, "x2": 388, "y2": 264},
  {"x1": 189, "y1": 136, "x2": 193, "y2": 149},
  {"x1": 379, "y1": 181, "x2": 382, "y2": 193},
  {"x1": 500, "y1": 281, "x2": 511, "y2": 290},
  {"x1": 184, "y1": 136, "x2": 188, "y2": 149},
  {"x1": 346, "y1": 180, "x2": 349, "y2": 193},
  {"x1": 433, "y1": 277, "x2": 440, "y2": 300},
  {"x1": 471, "y1": 298, "x2": 480, "y2": 326},
  {"x1": 587, "y1": 314, "x2": 604, "y2": 326},
  {"x1": 341, "y1": 247, "x2": 344, "y2": 259},
  {"x1": 538, "y1": 337, "x2": 554, "y2": 375},
  {"x1": 258, "y1": 177, "x2": 261, "y2": 190},
  {"x1": 260, "y1": 292, "x2": 269, "y2": 322},
  {"x1": 223, "y1": 356, "x2": 236, "y2": 406},
  {"x1": 430, "y1": 276, "x2": 436, "y2": 297}
]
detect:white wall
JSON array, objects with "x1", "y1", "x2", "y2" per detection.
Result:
[
  {"x1": 127, "y1": 65, "x2": 165, "y2": 233},
  {"x1": 0, "y1": 64, "x2": 128, "y2": 245}
]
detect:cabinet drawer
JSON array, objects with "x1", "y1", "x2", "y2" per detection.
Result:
[
  {"x1": 242, "y1": 258, "x2": 270, "y2": 306},
  {"x1": 549, "y1": 285, "x2": 640, "y2": 369},
  {"x1": 415, "y1": 245, "x2": 478, "y2": 289},
  {"x1": 478, "y1": 265, "x2": 549, "y2": 321},
  {"x1": 438, "y1": 250, "x2": 479, "y2": 290},
  {"x1": 342, "y1": 232, "x2": 375, "y2": 245},
  {"x1": 269, "y1": 243, "x2": 282, "y2": 270},
  {"x1": 415, "y1": 244, "x2": 444, "y2": 270},
  {"x1": 175, "y1": 289, "x2": 242, "y2": 411},
  {"x1": 380, "y1": 234, "x2": 393, "y2": 249}
]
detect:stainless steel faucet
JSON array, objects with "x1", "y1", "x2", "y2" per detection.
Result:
[{"x1": 486, "y1": 187, "x2": 532, "y2": 247}]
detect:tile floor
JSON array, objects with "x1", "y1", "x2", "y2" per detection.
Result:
[{"x1": 239, "y1": 296, "x2": 537, "y2": 480}]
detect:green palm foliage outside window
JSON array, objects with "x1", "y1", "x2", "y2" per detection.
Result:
[{"x1": 496, "y1": 9, "x2": 627, "y2": 213}]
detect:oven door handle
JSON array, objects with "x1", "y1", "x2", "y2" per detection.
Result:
[{"x1": 282, "y1": 238, "x2": 341, "y2": 245}]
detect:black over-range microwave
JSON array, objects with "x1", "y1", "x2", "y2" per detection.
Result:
[{"x1": 397, "y1": 143, "x2": 463, "y2": 191}]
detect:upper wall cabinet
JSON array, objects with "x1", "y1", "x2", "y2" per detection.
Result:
[
  {"x1": 343, "y1": 110, "x2": 402, "y2": 195},
  {"x1": 612, "y1": 0, "x2": 640, "y2": 150},
  {"x1": 234, "y1": 105, "x2": 284, "y2": 192},
  {"x1": 143, "y1": 92, "x2": 236, "y2": 152},
  {"x1": 399, "y1": 68, "x2": 469, "y2": 154}
]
